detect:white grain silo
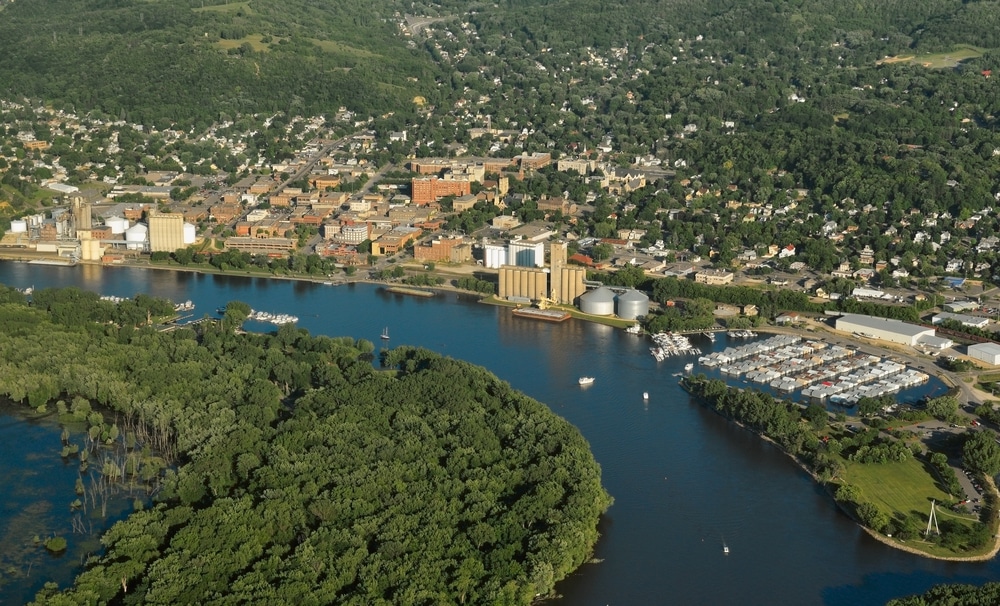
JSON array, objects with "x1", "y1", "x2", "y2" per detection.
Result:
[
  {"x1": 182, "y1": 222, "x2": 197, "y2": 245},
  {"x1": 124, "y1": 222, "x2": 148, "y2": 250},
  {"x1": 9, "y1": 220, "x2": 27, "y2": 233},
  {"x1": 106, "y1": 216, "x2": 129, "y2": 235}
]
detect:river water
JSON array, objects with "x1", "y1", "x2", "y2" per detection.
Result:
[{"x1": 0, "y1": 262, "x2": 997, "y2": 605}]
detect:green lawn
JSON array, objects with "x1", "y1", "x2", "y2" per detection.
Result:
[
  {"x1": 840, "y1": 457, "x2": 992, "y2": 557},
  {"x1": 843, "y1": 457, "x2": 954, "y2": 516}
]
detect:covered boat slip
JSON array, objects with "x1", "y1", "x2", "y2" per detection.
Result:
[{"x1": 697, "y1": 335, "x2": 929, "y2": 406}]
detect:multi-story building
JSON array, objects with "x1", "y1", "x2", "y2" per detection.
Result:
[
  {"x1": 695, "y1": 269, "x2": 735, "y2": 285},
  {"x1": 411, "y1": 177, "x2": 472, "y2": 206},
  {"x1": 413, "y1": 235, "x2": 472, "y2": 263}
]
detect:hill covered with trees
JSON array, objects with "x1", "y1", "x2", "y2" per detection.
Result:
[
  {"x1": 0, "y1": 0, "x2": 440, "y2": 128},
  {"x1": 0, "y1": 286, "x2": 610, "y2": 604}
]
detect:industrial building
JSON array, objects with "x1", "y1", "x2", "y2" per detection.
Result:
[
  {"x1": 507, "y1": 240, "x2": 545, "y2": 267},
  {"x1": 932, "y1": 312, "x2": 989, "y2": 329},
  {"x1": 968, "y1": 342, "x2": 1000, "y2": 366},
  {"x1": 580, "y1": 286, "x2": 616, "y2": 316},
  {"x1": 616, "y1": 289, "x2": 650, "y2": 320},
  {"x1": 548, "y1": 241, "x2": 585, "y2": 305},
  {"x1": 498, "y1": 266, "x2": 548, "y2": 302},
  {"x1": 148, "y1": 211, "x2": 186, "y2": 252},
  {"x1": 834, "y1": 313, "x2": 936, "y2": 347},
  {"x1": 484, "y1": 243, "x2": 507, "y2": 269},
  {"x1": 944, "y1": 301, "x2": 979, "y2": 313}
]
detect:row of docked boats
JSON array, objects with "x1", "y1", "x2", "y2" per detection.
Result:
[
  {"x1": 727, "y1": 330, "x2": 757, "y2": 339},
  {"x1": 650, "y1": 332, "x2": 702, "y2": 361},
  {"x1": 174, "y1": 300, "x2": 195, "y2": 312},
  {"x1": 248, "y1": 309, "x2": 299, "y2": 325}
]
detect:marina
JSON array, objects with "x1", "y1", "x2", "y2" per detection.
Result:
[
  {"x1": 649, "y1": 332, "x2": 702, "y2": 361},
  {"x1": 248, "y1": 309, "x2": 299, "y2": 325},
  {"x1": 698, "y1": 334, "x2": 929, "y2": 405}
]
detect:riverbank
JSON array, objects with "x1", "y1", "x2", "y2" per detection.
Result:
[{"x1": 680, "y1": 376, "x2": 1000, "y2": 562}]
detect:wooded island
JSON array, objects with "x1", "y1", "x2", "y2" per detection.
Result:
[{"x1": 0, "y1": 285, "x2": 611, "y2": 604}]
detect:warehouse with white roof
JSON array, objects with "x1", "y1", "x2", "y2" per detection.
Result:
[
  {"x1": 968, "y1": 342, "x2": 1000, "y2": 366},
  {"x1": 835, "y1": 313, "x2": 936, "y2": 347}
]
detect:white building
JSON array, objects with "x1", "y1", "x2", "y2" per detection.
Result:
[
  {"x1": 507, "y1": 240, "x2": 545, "y2": 268},
  {"x1": 932, "y1": 312, "x2": 989, "y2": 329},
  {"x1": 835, "y1": 313, "x2": 936, "y2": 347},
  {"x1": 484, "y1": 243, "x2": 507, "y2": 269},
  {"x1": 969, "y1": 342, "x2": 1000, "y2": 365}
]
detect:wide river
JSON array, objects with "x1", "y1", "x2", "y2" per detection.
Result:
[{"x1": 1, "y1": 261, "x2": 998, "y2": 605}]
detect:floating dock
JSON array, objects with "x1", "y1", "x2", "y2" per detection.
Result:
[{"x1": 511, "y1": 308, "x2": 571, "y2": 322}]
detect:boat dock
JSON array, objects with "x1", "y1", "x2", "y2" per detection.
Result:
[
  {"x1": 698, "y1": 334, "x2": 928, "y2": 405},
  {"x1": 650, "y1": 332, "x2": 701, "y2": 361},
  {"x1": 511, "y1": 308, "x2": 571, "y2": 322}
]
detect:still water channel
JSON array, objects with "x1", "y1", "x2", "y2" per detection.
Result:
[{"x1": 0, "y1": 262, "x2": 997, "y2": 605}]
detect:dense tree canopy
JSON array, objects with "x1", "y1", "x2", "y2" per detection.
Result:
[{"x1": 0, "y1": 285, "x2": 610, "y2": 604}]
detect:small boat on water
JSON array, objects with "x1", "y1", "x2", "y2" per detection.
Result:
[
  {"x1": 381, "y1": 327, "x2": 390, "y2": 340},
  {"x1": 723, "y1": 544, "x2": 729, "y2": 555},
  {"x1": 684, "y1": 363, "x2": 694, "y2": 372},
  {"x1": 579, "y1": 376, "x2": 595, "y2": 386},
  {"x1": 643, "y1": 391, "x2": 649, "y2": 400}
]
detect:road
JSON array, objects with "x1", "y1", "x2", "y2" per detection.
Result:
[{"x1": 275, "y1": 133, "x2": 357, "y2": 192}]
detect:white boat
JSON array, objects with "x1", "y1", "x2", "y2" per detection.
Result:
[
  {"x1": 684, "y1": 363, "x2": 694, "y2": 372},
  {"x1": 723, "y1": 545, "x2": 729, "y2": 555},
  {"x1": 381, "y1": 327, "x2": 390, "y2": 340},
  {"x1": 626, "y1": 324, "x2": 642, "y2": 335},
  {"x1": 579, "y1": 376, "x2": 595, "y2": 386},
  {"x1": 643, "y1": 391, "x2": 649, "y2": 400}
]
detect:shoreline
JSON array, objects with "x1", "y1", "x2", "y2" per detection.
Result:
[
  {"x1": 680, "y1": 378, "x2": 1000, "y2": 562},
  {"x1": 13, "y1": 253, "x2": 1000, "y2": 562}
]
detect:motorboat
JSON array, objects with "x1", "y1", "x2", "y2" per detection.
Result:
[{"x1": 579, "y1": 376, "x2": 595, "y2": 386}]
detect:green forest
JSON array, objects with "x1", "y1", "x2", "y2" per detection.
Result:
[{"x1": 0, "y1": 285, "x2": 610, "y2": 604}]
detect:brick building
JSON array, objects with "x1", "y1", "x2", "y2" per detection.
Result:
[{"x1": 411, "y1": 177, "x2": 472, "y2": 206}]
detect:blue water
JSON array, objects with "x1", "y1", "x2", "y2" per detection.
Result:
[{"x1": 0, "y1": 262, "x2": 997, "y2": 605}]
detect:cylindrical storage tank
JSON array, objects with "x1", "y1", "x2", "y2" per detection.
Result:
[
  {"x1": 580, "y1": 286, "x2": 616, "y2": 316},
  {"x1": 106, "y1": 216, "x2": 128, "y2": 234},
  {"x1": 125, "y1": 222, "x2": 147, "y2": 250},
  {"x1": 616, "y1": 288, "x2": 650, "y2": 321},
  {"x1": 183, "y1": 222, "x2": 197, "y2": 245},
  {"x1": 9, "y1": 220, "x2": 27, "y2": 233}
]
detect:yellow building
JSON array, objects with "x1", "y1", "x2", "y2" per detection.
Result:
[
  {"x1": 148, "y1": 211, "x2": 186, "y2": 252},
  {"x1": 549, "y1": 241, "x2": 586, "y2": 304},
  {"x1": 498, "y1": 266, "x2": 548, "y2": 301}
]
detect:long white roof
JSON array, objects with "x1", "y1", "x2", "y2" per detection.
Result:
[{"x1": 837, "y1": 313, "x2": 932, "y2": 338}]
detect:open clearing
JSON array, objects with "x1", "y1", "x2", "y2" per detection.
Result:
[
  {"x1": 194, "y1": 2, "x2": 253, "y2": 14},
  {"x1": 877, "y1": 45, "x2": 985, "y2": 69},
  {"x1": 842, "y1": 458, "x2": 954, "y2": 518},
  {"x1": 215, "y1": 34, "x2": 271, "y2": 53}
]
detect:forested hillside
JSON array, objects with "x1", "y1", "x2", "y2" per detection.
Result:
[
  {"x1": 3, "y1": 0, "x2": 1000, "y2": 128},
  {"x1": 0, "y1": 0, "x2": 438, "y2": 128},
  {"x1": 0, "y1": 286, "x2": 610, "y2": 604}
]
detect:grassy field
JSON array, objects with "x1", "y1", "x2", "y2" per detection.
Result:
[
  {"x1": 215, "y1": 34, "x2": 272, "y2": 53},
  {"x1": 194, "y1": 1, "x2": 254, "y2": 14},
  {"x1": 877, "y1": 45, "x2": 986, "y2": 69},
  {"x1": 840, "y1": 457, "x2": 993, "y2": 557},
  {"x1": 842, "y1": 457, "x2": 956, "y2": 515}
]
